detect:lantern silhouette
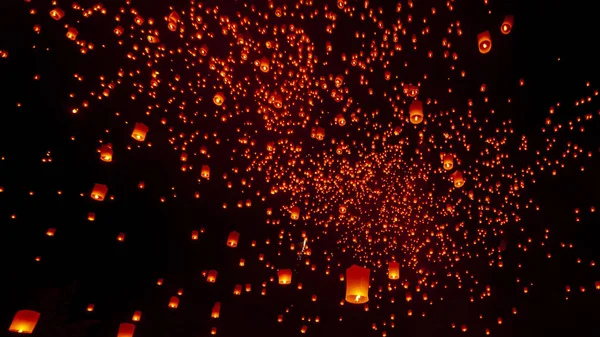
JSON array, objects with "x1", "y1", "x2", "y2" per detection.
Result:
[
  {"x1": 207, "y1": 270, "x2": 218, "y2": 283},
  {"x1": 478, "y1": 31, "x2": 492, "y2": 54},
  {"x1": 168, "y1": 296, "x2": 179, "y2": 308},
  {"x1": 290, "y1": 206, "x2": 300, "y2": 220},
  {"x1": 409, "y1": 100, "x2": 423, "y2": 124},
  {"x1": 117, "y1": 323, "x2": 135, "y2": 337},
  {"x1": 132, "y1": 310, "x2": 142, "y2": 321},
  {"x1": 201, "y1": 165, "x2": 210, "y2": 179},
  {"x1": 213, "y1": 92, "x2": 225, "y2": 106},
  {"x1": 227, "y1": 231, "x2": 239, "y2": 247},
  {"x1": 131, "y1": 123, "x2": 148, "y2": 141},
  {"x1": 278, "y1": 269, "x2": 292, "y2": 285},
  {"x1": 388, "y1": 262, "x2": 400, "y2": 280},
  {"x1": 211, "y1": 302, "x2": 221, "y2": 318},
  {"x1": 452, "y1": 170, "x2": 465, "y2": 188},
  {"x1": 345, "y1": 265, "x2": 370, "y2": 304},
  {"x1": 50, "y1": 8, "x2": 64, "y2": 20},
  {"x1": 100, "y1": 144, "x2": 113, "y2": 162},
  {"x1": 501, "y1": 15, "x2": 514, "y2": 35},
  {"x1": 66, "y1": 27, "x2": 78, "y2": 40},
  {"x1": 91, "y1": 183, "x2": 108, "y2": 201},
  {"x1": 8, "y1": 310, "x2": 40, "y2": 334},
  {"x1": 442, "y1": 153, "x2": 454, "y2": 170}
]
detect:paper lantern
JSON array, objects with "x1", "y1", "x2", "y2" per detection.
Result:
[
  {"x1": 259, "y1": 57, "x2": 270, "y2": 72},
  {"x1": 168, "y1": 296, "x2": 179, "y2": 308},
  {"x1": 452, "y1": 170, "x2": 465, "y2": 188},
  {"x1": 46, "y1": 228, "x2": 56, "y2": 236},
  {"x1": 290, "y1": 206, "x2": 300, "y2": 220},
  {"x1": 226, "y1": 231, "x2": 239, "y2": 247},
  {"x1": 100, "y1": 144, "x2": 113, "y2": 162},
  {"x1": 116, "y1": 233, "x2": 125, "y2": 242},
  {"x1": 478, "y1": 31, "x2": 492, "y2": 54},
  {"x1": 117, "y1": 323, "x2": 135, "y2": 337},
  {"x1": 49, "y1": 8, "x2": 64, "y2": 20},
  {"x1": 132, "y1": 310, "x2": 142, "y2": 322},
  {"x1": 278, "y1": 269, "x2": 293, "y2": 285},
  {"x1": 409, "y1": 100, "x2": 423, "y2": 124},
  {"x1": 66, "y1": 27, "x2": 78, "y2": 40},
  {"x1": 91, "y1": 183, "x2": 108, "y2": 201},
  {"x1": 207, "y1": 270, "x2": 218, "y2": 283},
  {"x1": 388, "y1": 261, "x2": 400, "y2": 280},
  {"x1": 114, "y1": 25, "x2": 124, "y2": 36},
  {"x1": 201, "y1": 165, "x2": 210, "y2": 179},
  {"x1": 345, "y1": 265, "x2": 370, "y2": 304},
  {"x1": 88, "y1": 212, "x2": 96, "y2": 221},
  {"x1": 8, "y1": 310, "x2": 40, "y2": 334},
  {"x1": 334, "y1": 75, "x2": 344, "y2": 88},
  {"x1": 233, "y1": 284, "x2": 242, "y2": 295},
  {"x1": 86, "y1": 304, "x2": 95, "y2": 312},
  {"x1": 211, "y1": 302, "x2": 221, "y2": 318},
  {"x1": 131, "y1": 123, "x2": 148, "y2": 141},
  {"x1": 442, "y1": 153, "x2": 454, "y2": 170},
  {"x1": 315, "y1": 127, "x2": 325, "y2": 141},
  {"x1": 191, "y1": 230, "x2": 199, "y2": 240},
  {"x1": 501, "y1": 15, "x2": 514, "y2": 35},
  {"x1": 213, "y1": 92, "x2": 225, "y2": 106}
]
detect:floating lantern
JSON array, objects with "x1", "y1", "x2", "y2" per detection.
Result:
[
  {"x1": 290, "y1": 206, "x2": 300, "y2": 220},
  {"x1": 345, "y1": 265, "x2": 370, "y2": 304},
  {"x1": 207, "y1": 270, "x2": 218, "y2": 283},
  {"x1": 100, "y1": 144, "x2": 113, "y2": 162},
  {"x1": 278, "y1": 269, "x2": 292, "y2": 285},
  {"x1": 117, "y1": 323, "x2": 135, "y2": 337},
  {"x1": 409, "y1": 100, "x2": 424, "y2": 124},
  {"x1": 388, "y1": 262, "x2": 400, "y2": 280},
  {"x1": 132, "y1": 311, "x2": 142, "y2": 322},
  {"x1": 443, "y1": 153, "x2": 454, "y2": 170},
  {"x1": 91, "y1": 183, "x2": 108, "y2": 201},
  {"x1": 501, "y1": 15, "x2": 514, "y2": 35},
  {"x1": 478, "y1": 31, "x2": 492, "y2": 54},
  {"x1": 211, "y1": 302, "x2": 221, "y2": 318},
  {"x1": 168, "y1": 296, "x2": 179, "y2": 308},
  {"x1": 131, "y1": 123, "x2": 148, "y2": 141},
  {"x1": 8, "y1": 310, "x2": 40, "y2": 334},
  {"x1": 227, "y1": 231, "x2": 239, "y2": 247}
]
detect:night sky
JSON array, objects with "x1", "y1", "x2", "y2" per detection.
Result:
[{"x1": 1, "y1": 0, "x2": 600, "y2": 336}]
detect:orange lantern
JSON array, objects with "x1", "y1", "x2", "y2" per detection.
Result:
[
  {"x1": 211, "y1": 302, "x2": 221, "y2": 318},
  {"x1": 147, "y1": 35, "x2": 159, "y2": 44},
  {"x1": 336, "y1": 114, "x2": 346, "y2": 126},
  {"x1": 452, "y1": 170, "x2": 465, "y2": 188},
  {"x1": 259, "y1": 57, "x2": 270, "y2": 72},
  {"x1": 46, "y1": 228, "x2": 56, "y2": 236},
  {"x1": 207, "y1": 270, "x2": 218, "y2": 283},
  {"x1": 201, "y1": 165, "x2": 210, "y2": 179},
  {"x1": 478, "y1": 31, "x2": 492, "y2": 54},
  {"x1": 87, "y1": 212, "x2": 96, "y2": 221},
  {"x1": 117, "y1": 323, "x2": 135, "y2": 337},
  {"x1": 409, "y1": 100, "x2": 423, "y2": 124},
  {"x1": 114, "y1": 25, "x2": 124, "y2": 36},
  {"x1": 100, "y1": 144, "x2": 113, "y2": 162},
  {"x1": 8, "y1": 310, "x2": 40, "y2": 334},
  {"x1": 388, "y1": 261, "x2": 400, "y2": 280},
  {"x1": 290, "y1": 206, "x2": 300, "y2": 220},
  {"x1": 66, "y1": 27, "x2": 78, "y2": 41},
  {"x1": 233, "y1": 284, "x2": 242, "y2": 295},
  {"x1": 442, "y1": 153, "x2": 454, "y2": 170},
  {"x1": 132, "y1": 310, "x2": 142, "y2": 322},
  {"x1": 191, "y1": 230, "x2": 199, "y2": 240},
  {"x1": 315, "y1": 127, "x2": 325, "y2": 141},
  {"x1": 227, "y1": 231, "x2": 240, "y2": 247},
  {"x1": 168, "y1": 296, "x2": 179, "y2": 308},
  {"x1": 500, "y1": 15, "x2": 514, "y2": 35},
  {"x1": 334, "y1": 75, "x2": 344, "y2": 88},
  {"x1": 117, "y1": 233, "x2": 125, "y2": 242},
  {"x1": 278, "y1": 269, "x2": 293, "y2": 285},
  {"x1": 87, "y1": 304, "x2": 95, "y2": 312},
  {"x1": 213, "y1": 92, "x2": 225, "y2": 106},
  {"x1": 91, "y1": 183, "x2": 108, "y2": 201},
  {"x1": 345, "y1": 265, "x2": 370, "y2": 304},
  {"x1": 49, "y1": 8, "x2": 64, "y2": 20},
  {"x1": 131, "y1": 123, "x2": 148, "y2": 141}
]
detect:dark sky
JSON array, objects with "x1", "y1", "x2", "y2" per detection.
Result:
[{"x1": 1, "y1": 0, "x2": 599, "y2": 336}]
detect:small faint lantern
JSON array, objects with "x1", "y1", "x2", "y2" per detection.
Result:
[
  {"x1": 86, "y1": 304, "x2": 95, "y2": 312},
  {"x1": 233, "y1": 284, "x2": 242, "y2": 295},
  {"x1": 278, "y1": 269, "x2": 292, "y2": 285},
  {"x1": 8, "y1": 310, "x2": 40, "y2": 334},
  {"x1": 191, "y1": 230, "x2": 199, "y2": 240},
  {"x1": 117, "y1": 233, "x2": 126, "y2": 242},
  {"x1": 46, "y1": 228, "x2": 56, "y2": 237},
  {"x1": 500, "y1": 15, "x2": 514, "y2": 35}
]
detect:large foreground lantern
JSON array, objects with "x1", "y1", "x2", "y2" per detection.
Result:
[
  {"x1": 8, "y1": 310, "x2": 40, "y2": 334},
  {"x1": 278, "y1": 269, "x2": 293, "y2": 285},
  {"x1": 345, "y1": 265, "x2": 370, "y2": 304},
  {"x1": 409, "y1": 100, "x2": 423, "y2": 124},
  {"x1": 117, "y1": 323, "x2": 136, "y2": 337},
  {"x1": 478, "y1": 31, "x2": 492, "y2": 54}
]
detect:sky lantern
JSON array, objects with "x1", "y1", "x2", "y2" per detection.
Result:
[
  {"x1": 290, "y1": 206, "x2": 300, "y2": 220},
  {"x1": 409, "y1": 100, "x2": 424, "y2": 124},
  {"x1": 191, "y1": 230, "x2": 199, "y2": 240},
  {"x1": 478, "y1": 31, "x2": 492, "y2": 54},
  {"x1": 132, "y1": 311, "x2": 142, "y2": 322},
  {"x1": 46, "y1": 228, "x2": 56, "y2": 236},
  {"x1": 501, "y1": 15, "x2": 514, "y2": 34},
  {"x1": 91, "y1": 183, "x2": 108, "y2": 201},
  {"x1": 213, "y1": 92, "x2": 225, "y2": 106},
  {"x1": 278, "y1": 269, "x2": 293, "y2": 285},
  {"x1": 233, "y1": 284, "x2": 242, "y2": 295},
  {"x1": 315, "y1": 127, "x2": 325, "y2": 141},
  {"x1": 168, "y1": 296, "x2": 179, "y2": 308},
  {"x1": 86, "y1": 304, "x2": 95, "y2": 312},
  {"x1": 259, "y1": 57, "x2": 270, "y2": 72},
  {"x1": 131, "y1": 123, "x2": 148, "y2": 142},
  {"x1": 114, "y1": 25, "x2": 124, "y2": 36},
  {"x1": 211, "y1": 302, "x2": 221, "y2": 318},
  {"x1": 201, "y1": 165, "x2": 211, "y2": 179},
  {"x1": 66, "y1": 27, "x2": 78, "y2": 40},
  {"x1": 227, "y1": 231, "x2": 240, "y2": 247},
  {"x1": 345, "y1": 265, "x2": 370, "y2": 304},
  {"x1": 49, "y1": 8, "x2": 64, "y2": 20},
  {"x1": 207, "y1": 270, "x2": 218, "y2": 283},
  {"x1": 117, "y1": 323, "x2": 135, "y2": 337},
  {"x1": 100, "y1": 144, "x2": 113, "y2": 162},
  {"x1": 388, "y1": 261, "x2": 400, "y2": 280},
  {"x1": 452, "y1": 171, "x2": 465, "y2": 188},
  {"x1": 8, "y1": 310, "x2": 40, "y2": 334},
  {"x1": 442, "y1": 153, "x2": 454, "y2": 170},
  {"x1": 334, "y1": 75, "x2": 344, "y2": 88}
]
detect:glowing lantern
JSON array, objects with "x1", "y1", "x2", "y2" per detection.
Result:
[
  {"x1": 131, "y1": 123, "x2": 148, "y2": 141},
  {"x1": 501, "y1": 15, "x2": 514, "y2": 35},
  {"x1": 301, "y1": 325, "x2": 308, "y2": 333},
  {"x1": 339, "y1": 205, "x2": 347, "y2": 214},
  {"x1": 167, "y1": 20, "x2": 178, "y2": 32},
  {"x1": 201, "y1": 165, "x2": 210, "y2": 179},
  {"x1": 66, "y1": 27, "x2": 78, "y2": 40},
  {"x1": 168, "y1": 296, "x2": 179, "y2": 308},
  {"x1": 409, "y1": 100, "x2": 424, "y2": 124},
  {"x1": 405, "y1": 292, "x2": 412, "y2": 302},
  {"x1": 442, "y1": 153, "x2": 454, "y2": 170},
  {"x1": 315, "y1": 127, "x2": 325, "y2": 141},
  {"x1": 100, "y1": 144, "x2": 113, "y2": 162},
  {"x1": 114, "y1": 25, "x2": 124, "y2": 36},
  {"x1": 207, "y1": 270, "x2": 218, "y2": 283},
  {"x1": 88, "y1": 212, "x2": 95, "y2": 221},
  {"x1": 211, "y1": 302, "x2": 221, "y2": 318},
  {"x1": 91, "y1": 183, "x2": 108, "y2": 201},
  {"x1": 213, "y1": 92, "x2": 225, "y2": 106},
  {"x1": 117, "y1": 323, "x2": 135, "y2": 337},
  {"x1": 132, "y1": 311, "x2": 142, "y2": 321},
  {"x1": 46, "y1": 228, "x2": 56, "y2": 236},
  {"x1": 147, "y1": 35, "x2": 159, "y2": 44},
  {"x1": 87, "y1": 304, "x2": 94, "y2": 312},
  {"x1": 259, "y1": 57, "x2": 270, "y2": 72},
  {"x1": 345, "y1": 265, "x2": 370, "y2": 304},
  {"x1": 50, "y1": 8, "x2": 64, "y2": 20},
  {"x1": 227, "y1": 231, "x2": 240, "y2": 247},
  {"x1": 452, "y1": 171, "x2": 465, "y2": 188},
  {"x1": 334, "y1": 75, "x2": 344, "y2": 88},
  {"x1": 478, "y1": 31, "x2": 492, "y2": 54},
  {"x1": 278, "y1": 269, "x2": 292, "y2": 285},
  {"x1": 384, "y1": 71, "x2": 391, "y2": 80},
  {"x1": 8, "y1": 310, "x2": 40, "y2": 334},
  {"x1": 388, "y1": 262, "x2": 400, "y2": 280},
  {"x1": 191, "y1": 230, "x2": 199, "y2": 240},
  {"x1": 290, "y1": 206, "x2": 300, "y2": 220},
  {"x1": 117, "y1": 233, "x2": 125, "y2": 242},
  {"x1": 336, "y1": 114, "x2": 346, "y2": 126},
  {"x1": 168, "y1": 11, "x2": 180, "y2": 22},
  {"x1": 233, "y1": 284, "x2": 242, "y2": 295}
]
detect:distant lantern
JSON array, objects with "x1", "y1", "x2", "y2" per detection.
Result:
[
  {"x1": 478, "y1": 31, "x2": 492, "y2": 54},
  {"x1": 117, "y1": 233, "x2": 125, "y2": 242},
  {"x1": 46, "y1": 228, "x2": 56, "y2": 236},
  {"x1": 336, "y1": 114, "x2": 346, "y2": 126},
  {"x1": 339, "y1": 205, "x2": 347, "y2": 214},
  {"x1": 388, "y1": 261, "x2": 400, "y2": 280},
  {"x1": 278, "y1": 269, "x2": 293, "y2": 285},
  {"x1": 211, "y1": 302, "x2": 221, "y2": 318},
  {"x1": 117, "y1": 323, "x2": 135, "y2": 337},
  {"x1": 201, "y1": 165, "x2": 211, "y2": 179},
  {"x1": 452, "y1": 170, "x2": 465, "y2": 188},
  {"x1": 315, "y1": 127, "x2": 325, "y2": 141},
  {"x1": 91, "y1": 183, "x2": 108, "y2": 201},
  {"x1": 345, "y1": 265, "x2": 370, "y2": 304},
  {"x1": 50, "y1": 8, "x2": 64, "y2": 20},
  {"x1": 290, "y1": 206, "x2": 300, "y2": 220},
  {"x1": 233, "y1": 284, "x2": 242, "y2": 295},
  {"x1": 167, "y1": 20, "x2": 178, "y2": 32},
  {"x1": 384, "y1": 71, "x2": 391, "y2": 80},
  {"x1": 114, "y1": 25, "x2": 124, "y2": 36},
  {"x1": 442, "y1": 153, "x2": 454, "y2": 170},
  {"x1": 147, "y1": 35, "x2": 159, "y2": 43},
  {"x1": 100, "y1": 144, "x2": 113, "y2": 162},
  {"x1": 501, "y1": 15, "x2": 514, "y2": 35},
  {"x1": 8, "y1": 310, "x2": 40, "y2": 334},
  {"x1": 239, "y1": 259, "x2": 245, "y2": 267},
  {"x1": 132, "y1": 310, "x2": 142, "y2": 322},
  {"x1": 87, "y1": 304, "x2": 95, "y2": 312},
  {"x1": 66, "y1": 27, "x2": 78, "y2": 40},
  {"x1": 227, "y1": 231, "x2": 240, "y2": 247},
  {"x1": 168, "y1": 296, "x2": 179, "y2": 308},
  {"x1": 409, "y1": 100, "x2": 424, "y2": 124},
  {"x1": 273, "y1": 94, "x2": 283, "y2": 109},
  {"x1": 334, "y1": 75, "x2": 344, "y2": 88},
  {"x1": 131, "y1": 122, "x2": 148, "y2": 141},
  {"x1": 191, "y1": 230, "x2": 199, "y2": 240},
  {"x1": 88, "y1": 212, "x2": 96, "y2": 221},
  {"x1": 213, "y1": 92, "x2": 225, "y2": 106},
  {"x1": 259, "y1": 57, "x2": 270, "y2": 72},
  {"x1": 207, "y1": 270, "x2": 218, "y2": 283}
]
